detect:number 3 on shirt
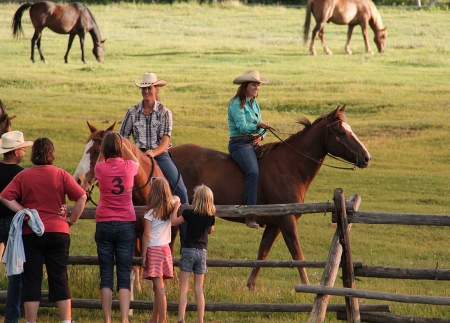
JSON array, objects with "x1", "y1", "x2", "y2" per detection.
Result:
[{"x1": 111, "y1": 177, "x2": 124, "y2": 195}]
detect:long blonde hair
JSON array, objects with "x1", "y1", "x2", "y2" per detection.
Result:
[
  {"x1": 192, "y1": 184, "x2": 215, "y2": 216},
  {"x1": 145, "y1": 178, "x2": 174, "y2": 221}
]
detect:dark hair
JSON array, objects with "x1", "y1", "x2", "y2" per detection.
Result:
[
  {"x1": 231, "y1": 82, "x2": 258, "y2": 108},
  {"x1": 101, "y1": 131, "x2": 123, "y2": 160},
  {"x1": 30, "y1": 137, "x2": 55, "y2": 165}
]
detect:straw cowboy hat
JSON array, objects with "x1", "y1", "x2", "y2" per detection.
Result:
[
  {"x1": 233, "y1": 70, "x2": 269, "y2": 84},
  {"x1": 0, "y1": 131, "x2": 33, "y2": 154},
  {"x1": 133, "y1": 72, "x2": 167, "y2": 88}
]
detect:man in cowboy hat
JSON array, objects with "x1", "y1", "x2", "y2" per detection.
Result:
[
  {"x1": 119, "y1": 72, "x2": 190, "y2": 245},
  {"x1": 0, "y1": 130, "x2": 33, "y2": 323}
]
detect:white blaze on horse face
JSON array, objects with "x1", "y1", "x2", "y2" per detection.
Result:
[
  {"x1": 342, "y1": 122, "x2": 371, "y2": 159},
  {"x1": 73, "y1": 140, "x2": 94, "y2": 187}
]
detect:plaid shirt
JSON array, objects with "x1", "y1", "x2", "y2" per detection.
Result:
[{"x1": 119, "y1": 101, "x2": 172, "y2": 150}]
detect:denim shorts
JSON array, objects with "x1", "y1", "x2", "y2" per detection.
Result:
[
  {"x1": 179, "y1": 248, "x2": 207, "y2": 274},
  {"x1": 95, "y1": 221, "x2": 135, "y2": 291}
]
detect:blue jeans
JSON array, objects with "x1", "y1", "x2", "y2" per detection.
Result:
[
  {"x1": 95, "y1": 222, "x2": 135, "y2": 291},
  {"x1": 228, "y1": 139, "x2": 259, "y2": 205},
  {"x1": 156, "y1": 152, "x2": 189, "y2": 244},
  {"x1": 0, "y1": 216, "x2": 22, "y2": 323},
  {"x1": 179, "y1": 248, "x2": 207, "y2": 274}
]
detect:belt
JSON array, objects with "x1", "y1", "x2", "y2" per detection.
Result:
[
  {"x1": 139, "y1": 148, "x2": 150, "y2": 153},
  {"x1": 230, "y1": 135, "x2": 255, "y2": 141}
]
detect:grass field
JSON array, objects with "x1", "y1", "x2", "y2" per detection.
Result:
[{"x1": 0, "y1": 2, "x2": 450, "y2": 322}]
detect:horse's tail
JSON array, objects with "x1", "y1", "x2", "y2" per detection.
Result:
[
  {"x1": 12, "y1": 2, "x2": 33, "y2": 38},
  {"x1": 303, "y1": 0, "x2": 313, "y2": 45}
]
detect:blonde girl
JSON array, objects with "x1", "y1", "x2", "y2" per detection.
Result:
[
  {"x1": 171, "y1": 184, "x2": 216, "y2": 323},
  {"x1": 141, "y1": 177, "x2": 180, "y2": 323}
]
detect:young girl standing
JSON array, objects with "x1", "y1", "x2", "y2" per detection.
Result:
[
  {"x1": 141, "y1": 177, "x2": 180, "y2": 323},
  {"x1": 171, "y1": 185, "x2": 216, "y2": 323}
]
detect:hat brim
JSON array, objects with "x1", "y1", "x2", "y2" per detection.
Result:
[
  {"x1": 233, "y1": 76, "x2": 269, "y2": 85},
  {"x1": 0, "y1": 140, "x2": 33, "y2": 154},
  {"x1": 133, "y1": 80, "x2": 167, "y2": 88}
]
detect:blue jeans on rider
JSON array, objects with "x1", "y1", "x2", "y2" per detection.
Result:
[
  {"x1": 228, "y1": 139, "x2": 259, "y2": 206},
  {"x1": 95, "y1": 221, "x2": 135, "y2": 291},
  {"x1": 155, "y1": 152, "x2": 189, "y2": 245},
  {"x1": 0, "y1": 216, "x2": 22, "y2": 323}
]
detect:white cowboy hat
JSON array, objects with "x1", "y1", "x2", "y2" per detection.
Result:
[
  {"x1": 133, "y1": 72, "x2": 167, "y2": 88},
  {"x1": 233, "y1": 70, "x2": 269, "y2": 84},
  {"x1": 0, "y1": 131, "x2": 33, "y2": 154}
]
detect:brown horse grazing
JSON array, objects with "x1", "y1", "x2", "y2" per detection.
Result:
[
  {"x1": 12, "y1": 1, "x2": 105, "y2": 63},
  {"x1": 303, "y1": 0, "x2": 387, "y2": 55},
  {"x1": 73, "y1": 122, "x2": 165, "y2": 303},
  {"x1": 0, "y1": 100, "x2": 15, "y2": 136},
  {"x1": 170, "y1": 106, "x2": 371, "y2": 290}
]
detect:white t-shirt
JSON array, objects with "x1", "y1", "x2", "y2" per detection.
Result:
[{"x1": 144, "y1": 209, "x2": 171, "y2": 247}]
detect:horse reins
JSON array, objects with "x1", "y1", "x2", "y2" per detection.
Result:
[{"x1": 267, "y1": 113, "x2": 358, "y2": 170}]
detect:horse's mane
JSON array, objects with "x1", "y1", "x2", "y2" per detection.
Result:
[
  {"x1": 71, "y1": 2, "x2": 98, "y2": 25},
  {"x1": 260, "y1": 110, "x2": 347, "y2": 154},
  {"x1": 368, "y1": 0, "x2": 384, "y2": 29}
]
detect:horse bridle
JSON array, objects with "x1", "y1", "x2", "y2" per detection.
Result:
[{"x1": 267, "y1": 112, "x2": 358, "y2": 171}]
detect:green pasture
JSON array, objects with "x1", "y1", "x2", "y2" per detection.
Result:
[{"x1": 0, "y1": 2, "x2": 449, "y2": 322}]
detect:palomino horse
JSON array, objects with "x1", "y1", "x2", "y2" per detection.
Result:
[
  {"x1": 0, "y1": 101, "x2": 15, "y2": 136},
  {"x1": 170, "y1": 106, "x2": 371, "y2": 290},
  {"x1": 303, "y1": 0, "x2": 387, "y2": 55},
  {"x1": 73, "y1": 122, "x2": 165, "y2": 305},
  {"x1": 12, "y1": 1, "x2": 105, "y2": 63}
]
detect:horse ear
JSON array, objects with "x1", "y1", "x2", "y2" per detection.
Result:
[
  {"x1": 101, "y1": 39, "x2": 106, "y2": 43},
  {"x1": 87, "y1": 121, "x2": 97, "y2": 133},
  {"x1": 106, "y1": 122, "x2": 116, "y2": 131},
  {"x1": 9, "y1": 115, "x2": 16, "y2": 120}
]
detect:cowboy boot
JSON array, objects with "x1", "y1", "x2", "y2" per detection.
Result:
[{"x1": 246, "y1": 217, "x2": 259, "y2": 229}]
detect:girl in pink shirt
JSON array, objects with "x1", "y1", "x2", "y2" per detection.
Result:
[{"x1": 94, "y1": 132, "x2": 138, "y2": 323}]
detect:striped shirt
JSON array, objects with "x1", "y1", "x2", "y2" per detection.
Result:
[{"x1": 119, "y1": 100, "x2": 172, "y2": 151}]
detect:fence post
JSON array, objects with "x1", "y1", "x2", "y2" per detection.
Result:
[
  {"x1": 308, "y1": 194, "x2": 360, "y2": 323},
  {"x1": 334, "y1": 188, "x2": 360, "y2": 323}
]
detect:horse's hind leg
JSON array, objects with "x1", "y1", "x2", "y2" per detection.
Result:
[
  {"x1": 318, "y1": 29, "x2": 332, "y2": 55},
  {"x1": 64, "y1": 34, "x2": 76, "y2": 64},
  {"x1": 246, "y1": 225, "x2": 280, "y2": 291},
  {"x1": 31, "y1": 30, "x2": 46, "y2": 63},
  {"x1": 345, "y1": 25, "x2": 355, "y2": 54},
  {"x1": 280, "y1": 216, "x2": 309, "y2": 285}
]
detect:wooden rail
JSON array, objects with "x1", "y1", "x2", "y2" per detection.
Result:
[
  {"x1": 295, "y1": 285, "x2": 450, "y2": 306},
  {"x1": 0, "y1": 291, "x2": 390, "y2": 313}
]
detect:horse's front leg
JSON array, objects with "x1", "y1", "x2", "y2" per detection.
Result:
[
  {"x1": 360, "y1": 23, "x2": 374, "y2": 54},
  {"x1": 280, "y1": 215, "x2": 309, "y2": 285},
  {"x1": 246, "y1": 225, "x2": 280, "y2": 291},
  {"x1": 345, "y1": 25, "x2": 355, "y2": 54},
  {"x1": 78, "y1": 33, "x2": 86, "y2": 64},
  {"x1": 64, "y1": 34, "x2": 76, "y2": 64}
]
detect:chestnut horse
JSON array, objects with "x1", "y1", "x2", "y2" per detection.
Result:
[
  {"x1": 303, "y1": 0, "x2": 387, "y2": 55},
  {"x1": 0, "y1": 101, "x2": 15, "y2": 136},
  {"x1": 170, "y1": 106, "x2": 371, "y2": 290},
  {"x1": 12, "y1": 1, "x2": 105, "y2": 63},
  {"x1": 73, "y1": 122, "x2": 165, "y2": 304}
]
